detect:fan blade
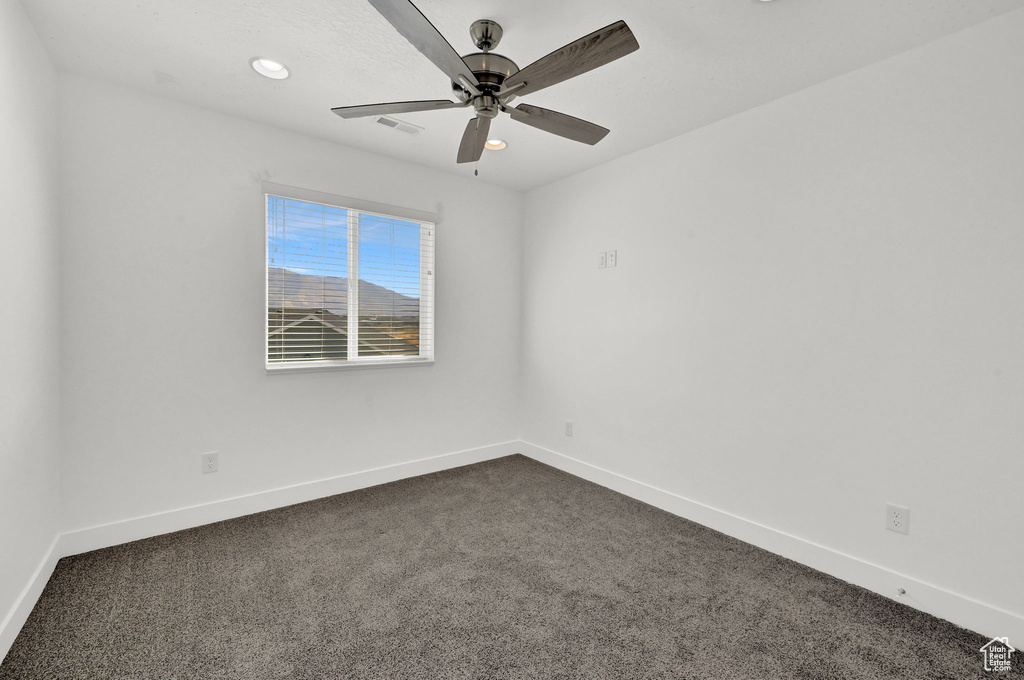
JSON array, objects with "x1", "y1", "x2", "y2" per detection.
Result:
[
  {"x1": 457, "y1": 116, "x2": 491, "y2": 164},
  {"x1": 509, "y1": 104, "x2": 610, "y2": 145},
  {"x1": 331, "y1": 99, "x2": 464, "y2": 119},
  {"x1": 501, "y1": 21, "x2": 638, "y2": 98},
  {"x1": 369, "y1": 0, "x2": 481, "y2": 88}
]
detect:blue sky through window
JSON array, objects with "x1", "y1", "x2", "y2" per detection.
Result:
[{"x1": 267, "y1": 196, "x2": 422, "y2": 299}]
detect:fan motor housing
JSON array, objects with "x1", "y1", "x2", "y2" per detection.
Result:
[{"x1": 452, "y1": 52, "x2": 519, "y2": 101}]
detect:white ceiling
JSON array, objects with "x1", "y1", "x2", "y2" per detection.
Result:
[{"x1": 22, "y1": 0, "x2": 1024, "y2": 191}]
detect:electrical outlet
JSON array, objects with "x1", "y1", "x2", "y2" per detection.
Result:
[
  {"x1": 565, "y1": 420, "x2": 573, "y2": 437},
  {"x1": 598, "y1": 252, "x2": 607, "y2": 269},
  {"x1": 607, "y1": 249, "x2": 617, "y2": 267},
  {"x1": 886, "y1": 503, "x2": 909, "y2": 534},
  {"x1": 202, "y1": 451, "x2": 219, "y2": 474}
]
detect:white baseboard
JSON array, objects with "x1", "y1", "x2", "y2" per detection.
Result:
[
  {"x1": 61, "y1": 441, "x2": 521, "y2": 558},
  {"x1": 518, "y1": 441, "x2": 1024, "y2": 647},
  {"x1": 0, "y1": 534, "x2": 61, "y2": 664}
]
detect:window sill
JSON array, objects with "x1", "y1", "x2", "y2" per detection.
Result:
[{"x1": 265, "y1": 358, "x2": 434, "y2": 374}]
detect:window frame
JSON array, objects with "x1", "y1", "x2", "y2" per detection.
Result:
[{"x1": 263, "y1": 182, "x2": 436, "y2": 373}]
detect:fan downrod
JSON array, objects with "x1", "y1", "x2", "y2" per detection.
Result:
[{"x1": 452, "y1": 21, "x2": 519, "y2": 103}]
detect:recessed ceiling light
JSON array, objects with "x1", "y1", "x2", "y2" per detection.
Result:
[
  {"x1": 250, "y1": 57, "x2": 289, "y2": 79},
  {"x1": 484, "y1": 139, "x2": 506, "y2": 150}
]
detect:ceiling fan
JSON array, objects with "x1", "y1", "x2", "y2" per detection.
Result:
[{"x1": 331, "y1": 0, "x2": 639, "y2": 164}]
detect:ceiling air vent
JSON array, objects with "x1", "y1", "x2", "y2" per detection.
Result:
[{"x1": 375, "y1": 116, "x2": 423, "y2": 136}]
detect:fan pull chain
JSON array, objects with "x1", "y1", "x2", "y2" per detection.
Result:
[{"x1": 474, "y1": 161, "x2": 479, "y2": 177}]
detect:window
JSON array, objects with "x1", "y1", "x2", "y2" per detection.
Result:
[{"x1": 265, "y1": 185, "x2": 434, "y2": 370}]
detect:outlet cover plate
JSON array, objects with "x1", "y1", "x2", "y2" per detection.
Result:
[
  {"x1": 202, "y1": 451, "x2": 219, "y2": 474},
  {"x1": 886, "y1": 503, "x2": 909, "y2": 534}
]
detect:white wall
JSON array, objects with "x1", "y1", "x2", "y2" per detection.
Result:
[
  {"x1": 57, "y1": 74, "x2": 522, "y2": 535},
  {"x1": 0, "y1": 0, "x2": 62, "y2": 655},
  {"x1": 521, "y1": 10, "x2": 1024, "y2": 638}
]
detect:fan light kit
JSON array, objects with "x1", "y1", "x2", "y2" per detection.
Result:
[
  {"x1": 251, "y1": 57, "x2": 290, "y2": 79},
  {"x1": 332, "y1": 0, "x2": 639, "y2": 164},
  {"x1": 484, "y1": 139, "x2": 506, "y2": 150}
]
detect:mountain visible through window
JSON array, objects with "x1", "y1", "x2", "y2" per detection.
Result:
[{"x1": 266, "y1": 193, "x2": 434, "y2": 369}]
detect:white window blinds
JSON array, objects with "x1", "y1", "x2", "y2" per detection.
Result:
[{"x1": 266, "y1": 192, "x2": 434, "y2": 369}]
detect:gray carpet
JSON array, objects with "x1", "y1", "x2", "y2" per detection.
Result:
[{"x1": 0, "y1": 455, "x2": 1010, "y2": 679}]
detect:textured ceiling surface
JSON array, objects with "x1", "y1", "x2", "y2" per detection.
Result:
[{"x1": 22, "y1": 0, "x2": 1024, "y2": 191}]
